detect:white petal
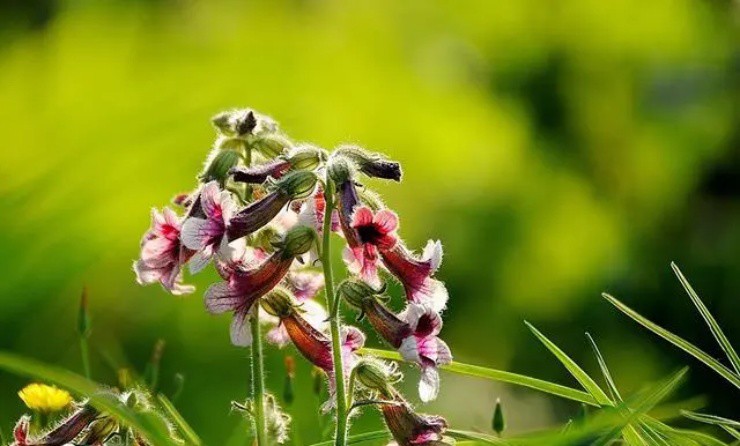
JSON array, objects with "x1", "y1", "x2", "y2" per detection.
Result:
[
  {"x1": 422, "y1": 240, "x2": 444, "y2": 273},
  {"x1": 189, "y1": 250, "x2": 211, "y2": 274},
  {"x1": 204, "y1": 282, "x2": 241, "y2": 314},
  {"x1": 180, "y1": 218, "x2": 209, "y2": 250},
  {"x1": 230, "y1": 311, "x2": 252, "y2": 347},
  {"x1": 419, "y1": 366, "x2": 440, "y2": 402},
  {"x1": 399, "y1": 336, "x2": 421, "y2": 363}
]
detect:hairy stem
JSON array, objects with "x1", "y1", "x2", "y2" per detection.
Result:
[
  {"x1": 322, "y1": 177, "x2": 349, "y2": 446},
  {"x1": 250, "y1": 309, "x2": 268, "y2": 445},
  {"x1": 243, "y1": 143, "x2": 267, "y2": 445}
]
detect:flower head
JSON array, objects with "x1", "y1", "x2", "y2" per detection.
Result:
[
  {"x1": 133, "y1": 208, "x2": 195, "y2": 295},
  {"x1": 381, "y1": 240, "x2": 447, "y2": 312},
  {"x1": 181, "y1": 182, "x2": 238, "y2": 273},
  {"x1": 18, "y1": 384, "x2": 72, "y2": 413},
  {"x1": 343, "y1": 206, "x2": 399, "y2": 288}
]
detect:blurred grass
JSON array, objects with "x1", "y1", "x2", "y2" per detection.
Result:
[{"x1": 0, "y1": 0, "x2": 738, "y2": 444}]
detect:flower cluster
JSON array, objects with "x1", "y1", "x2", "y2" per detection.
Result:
[{"x1": 133, "y1": 109, "x2": 453, "y2": 445}]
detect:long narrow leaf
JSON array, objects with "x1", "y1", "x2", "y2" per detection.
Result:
[
  {"x1": 157, "y1": 394, "x2": 202, "y2": 445},
  {"x1": 524, "y1": 322, "x2": 612, "y2": 406},
  {"x1": 603, "y1": 293, "x2": 740, "y2": 389},
  {"x1": 360, "y1": 348, "x2": 598, "y2": 406},
  {"x1": 672, "y1": 262, "x2": 740, "y2": 376},
  {"x1": 447, "y1": 429, "x2": 508, "y2": 444},
  {"x1": 0, "y1": 351, "x2": 176, "y2": 446},
  {"x1": 682, "y1": 411, "x2": 740, "y2": 429},
  {"x1": 586, "y1": 333, "x2": 623, "y2": 402},
  {"x1": 309, "y1": 430, "x2": 389, "y2": 446}
]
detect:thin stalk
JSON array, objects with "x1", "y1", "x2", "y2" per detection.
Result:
[
  {"x1": 321, "y1": 178, "x2": 349, "y2": 446},
  {"x1": 250, "y1": 309, "x2": 268, "y2": 445},
  {"x1": 243, "y1": 143, "x2": 267, "y2": 445}
]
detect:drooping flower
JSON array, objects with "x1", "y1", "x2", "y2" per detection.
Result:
[
  {"x1": 264, "y1": 269, "x2": 327, "y2": 348},
  {"x1": 380, "y1": 395, "x2": 450, "y2": 446},
  {"x1": 18, "y1": 384, "x2": 72, "y2": 413},
  {"x1": 381, "y1": 240, "x2": 447, "y2": 312},
  {"x1": 227, "y1": 171, "x2": 318, "y2": 242},
  {"x1": 261, "y1": 289, "x2": 365, "y2": 410},
  {"x1": 231, "y1": 145, "x2": 325, "y2": 185},
  {"x1": 340, "y1": 281, "x2": 451, "y2": 402},
  {"x1": 133, "y1": 208, "x2": 195, "y2": 295},
  {"x1": 343, "y1": 206, "x2": 399, "y2": 288},
  {"x1": 11, "y1": 405, "x2": 99, "y2": 446},
  {"x1": 205, "y1": 227, "x2": 317, "y2": 347},
  {"x1": 398, "y1": 304, "x2": 452, "y2": 402},
  {"x1": 181, "y1": 181, "x2": 238, "y2": 273},
  {"x1": 335, "y1": 145, "x2": 402, "y2": 181}
]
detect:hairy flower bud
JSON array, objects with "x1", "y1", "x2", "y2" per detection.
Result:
[
  {"x1": 279, "y1": 226, "x2": 317, "y2": 258},
  {"x1": 336, "y1": 145, "x2": 402, "y2": 181},
  {"x1": 327, "y1": 157, "x2": 353, "y2": 185},
  {"x1": 212, "y1": 109, "x2": 257, "y2": 136},
  {"x1": 261, "y1": 288, "x2": 297, "y2": 318},
  {"x1": 200, "y1": 149, "x2": 241, "y2": 185},
  {"x1": 353, "y1": 359, "x2": 401, "y2": 397},
  {"x1": 274, "y1": 170, "x2": 319, "y2": 199},
  {"x1": 288, "y1": 145, "x2": 326, "y2": 171},
  {"x1": 337, "y1": 279, "x2": 382, "y2": 309},
  {"x1": 230, "y1": 159, "x2": 291, "y2": 184}
]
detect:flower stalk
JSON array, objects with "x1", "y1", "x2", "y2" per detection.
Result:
[{"x1": 321, "y1": 177, "x2": 349, "y2": 446}]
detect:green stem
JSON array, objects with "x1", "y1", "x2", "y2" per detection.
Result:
[
  {"x1": 251, "y1": 308, "x2": 268, "y2": 445},
  {"x1": 321, "y1": 178, "x2": 349, "y2": 446},
  {"x1": 242, "y1": 142, "x2": 267, "y2": 445},
  {"x1": 79, "y1": 337, "x2": 91, "y2": 380}
]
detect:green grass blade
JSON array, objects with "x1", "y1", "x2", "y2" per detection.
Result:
[
  {"x1": 603, "y1": 293, "x2": 740, "y2": 389},
  {"x1": 0, "y1": 351, "x2": 176, "y2": 446},
  {"x1": 586, "y1": 332, "x2": 623, "y2": 402},
  {"x1": 157, "y1": 394, "x2": 202, "y2": 445},
  {"x1": 720, "y1": 426, "x2": 740, "y2": 441},
  {"x1": 447, "y1": 429, "x2": 508, "y2": 444},
  {"x1": 672, "y1": 262, "x2": 740, "y2": 376},
  {"x1": 524, "y1": 322, "x2": 612, "y2": 406},
  {"x1": 682, "y1": 411, "x2": 740, "y2": 429},
  {"x1": 360, "y1": 348, "x2": 598, "y2": 406}
]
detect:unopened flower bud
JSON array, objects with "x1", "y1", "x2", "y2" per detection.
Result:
[
  {"x1": 353, "y1": 359, "x2": 401, "y2": 397},
  {"x1": 336, "y1": 145, "x2": 402, "y2": 181},
  {"x1": 288, "y1": 146, "x2": 325, "y2": 171},
  {"x1": 280, "y1": 226, "x2": 317, "y2": 258},
  {"x1": 492, "y1": 398, "x2": 505, "y2": 436},
  {"x1": 80, "y1": 416, "x2": 118, "y2": 445},
  {"x1": 337, "y1": 279, "x2": 381, "y2": 309},
  {"x1": 261, "y1": 288, "x2": 297, "y2": 318},
  {"x1": 200, "y1": 149, "x2": 240, "y2": 185},
  {"x1": 327, "y1": 157, "x2": 353, "y2": 184},
  {"x1": 253, "y1": 133, "x2": 291, "y2": 158},
  {"x1": 275, "y1": 170, "x2": 319, "y2": 199}
]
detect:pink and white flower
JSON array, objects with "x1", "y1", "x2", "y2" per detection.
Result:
[
  {"x1": 181, "y1": 182, "x2": 237, "y2": 273},
  {"x1": 381, "y1": 240, "x2": 447, "y2": 312},
  {"x1": 343, "y1": 206, "x2": 399, "y2": 288},
  {"x1": 133, "y1": 207, "x2": 195, "y2": 295},
  {"x1": 264, "y1": 269, "x2": 327, "y2": 347},
  {"x1": 398, "y1": 304, "x2": 452, "y2": 402},
  {"x1": 205, "y1": 250, "x2": 295, "y2": 347},
  {"x1": 380, "y1": 396, "x2": 448, "y2": 446}
]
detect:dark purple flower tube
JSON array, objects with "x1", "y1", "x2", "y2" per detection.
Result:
[
  {"x1": 380, "y1": 390, "x2": 449, "y2": 446},
  {"x1": 230, "y1": 159, "x2": 291, "y2": 184},
  {"x1": 380, "y1": 241, "x2": 448, "y2": 313}
]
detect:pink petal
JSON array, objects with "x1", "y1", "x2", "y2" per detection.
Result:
[
  {"x1": 398, "y1": 336, "x2": 421, "y2": 363},
  {"x1": 266, "y1": 325, "x2": 292, "y2": 348},
  {"x1": 199, "y1": 182, "x2": 221, "y2": 218},
  {"x1": 350, "y1": 206, "x2": 374, "y2": 228},
  {"x1": 373, "y1": 209, "x2": 399, "y2": 234},
  {"x1": 402, "y1": 304, "x2": 443, "y2": 336},
  {"x1": 341, "y1": 326, "x2": 366, "y2": 351}
]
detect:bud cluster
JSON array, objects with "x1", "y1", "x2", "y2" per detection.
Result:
[{"x1": 132, "y1": 108, "x2": 453, "y2": 445}]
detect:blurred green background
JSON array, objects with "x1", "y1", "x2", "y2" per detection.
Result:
[{"x1": 1, "y1": 0, "x2": 738, "y2": 443}]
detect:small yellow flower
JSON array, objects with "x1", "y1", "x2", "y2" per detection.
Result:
[{"x1": 18, "y1": 383, "x2": 72, "y2": 413}]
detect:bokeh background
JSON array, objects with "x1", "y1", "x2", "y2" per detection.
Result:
[{"x1": 1, "y1": 0, "x2": 739, "y2": 443}]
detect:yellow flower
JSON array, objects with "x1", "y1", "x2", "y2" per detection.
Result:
[{"x1": 18, "y1": 383, "x2": 72, "y2": 413}]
